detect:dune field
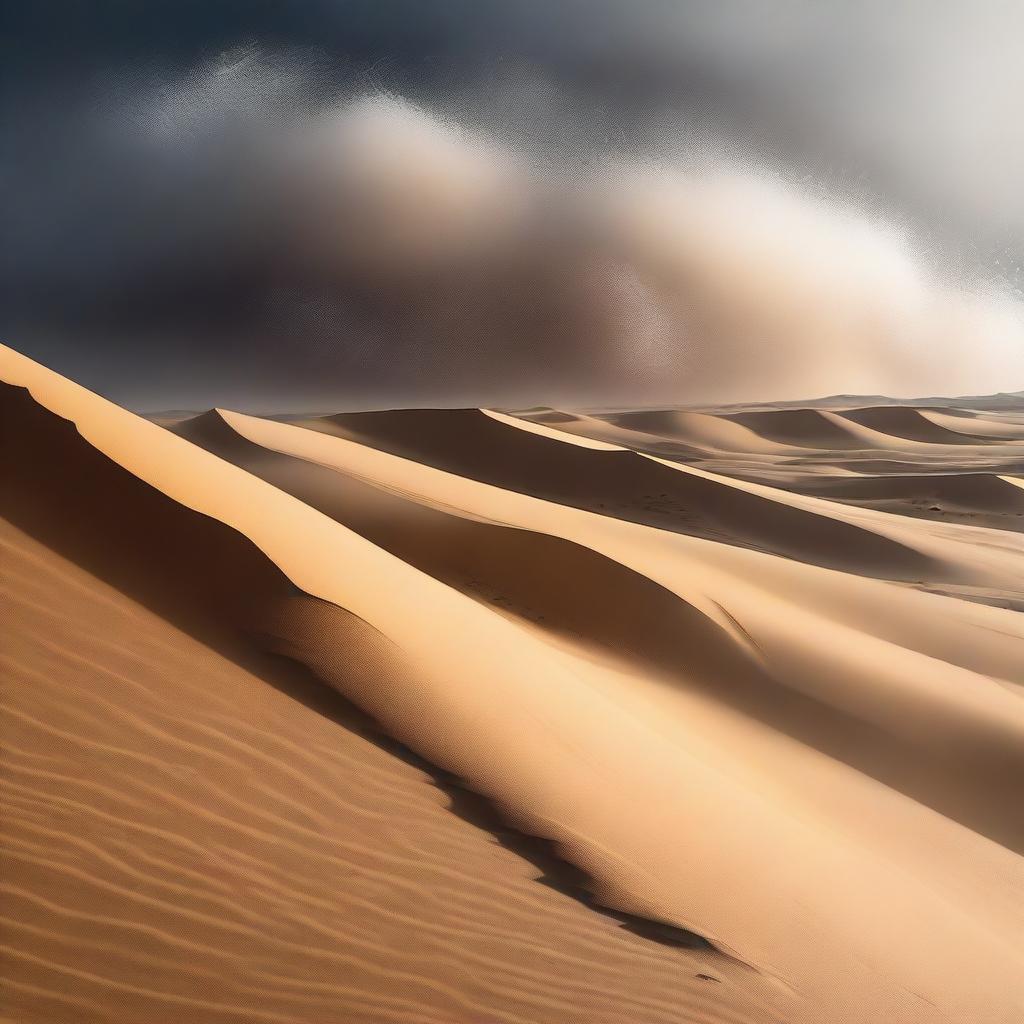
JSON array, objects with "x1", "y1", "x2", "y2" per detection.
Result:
[{"x1": 3, "y1": 341, "x2": 1024, "y2": 1023}]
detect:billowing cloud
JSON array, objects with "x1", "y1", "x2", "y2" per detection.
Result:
[{"x1": 3, "y1": 46, "x2": 1022, "y2": 408}]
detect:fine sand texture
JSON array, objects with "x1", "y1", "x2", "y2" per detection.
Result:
[{"x1": 3, "y1": 342, "x2": 1024, "y2": 1023}]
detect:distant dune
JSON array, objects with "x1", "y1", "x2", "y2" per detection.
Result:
[
  {"x1": 299, "y1": 407, "x2": 937, "y2": 579},
  {"x1": 598, "y1": 409, "x2": 808, "y2": 454},
  {"x1": 725, "y1": 408, "x2": 872, "y2": 449},
  {"x1": 3, "y1": 343, "x2": 1024, "y2": 1024},
  {"x1": 836, "y1": 405, "x2": 999, "y2": 444}
]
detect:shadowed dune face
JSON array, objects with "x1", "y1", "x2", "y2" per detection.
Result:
[
  {"x1": 723, "y1": 408, "x2": 870, "y2": 449},
  {"x1": 604, "y1": 409, "x2": 802, "y2": 455},
  {"x1": 4, "y1": 346, "x2": 1024, "y2": 1024},
  {"x1": 305, "y1": 408, "x2": 938, "y2": 581},
  {"x1": 217, "y1": 404, "x2": 1024, "y2": 851},
  {"x1": 533, "y1": 400, "x2": 1024, "y2": 535},
  {"x1": 1, "y1": 384, "x2": 776, "y2": 1023},
  {"x1": 923, "y1": 407, "x2": 1024, "y2": 439},
  {"x1": 836, "y1": 405, "x2": 1002, "y2": 444},
  {"x1": 1, "y1": 385, "x2": 294, "y2": 653},
  {"x1": 174, "y1": 410, "x2": 760, "y2": 684},
  {"x1": 3, "y1": 521, "x2": 775, "y2": 1024},
  {"x1": 167, "y1": 409, "x2": 1022, "y2": 840},
  {"x1": 789, "y1": 472, "x2": 1024, "y2": 529}
]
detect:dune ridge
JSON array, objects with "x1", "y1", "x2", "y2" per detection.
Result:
[
  {"x1": 303, "y1": 407, "x2": 938, "y2": 580},
  {"x1": 3, "y1": 377, "x2": 783, "y2": 1023},
  {"x1": 220, "y1": 403, "x2": 1024, "y2": 1021},
  {"x1": 3, "y1": 344, "x2": 1024, "y2": 1023},
  {"x1": 838, "y1": 405, "x2": 1004, "y2": 445},
  {"x1": 529, "y1": 401, "x2": 1024, "y2": 533},
  {"x1": 3, "y1": 525, "x2": 772, "y2": 1024},
  {"x1": 167, "y1": 407, "x2": 1020, "y2": 847}
]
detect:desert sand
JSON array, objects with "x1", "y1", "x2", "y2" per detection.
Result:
[{"x1": 3, "y1": 341, "x2": 1024, "y2": 1023}]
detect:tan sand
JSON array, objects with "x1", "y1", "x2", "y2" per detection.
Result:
[
  {"x1": 301, "y1": 407, "x2": 939, "y2": 580},
  {"x1": 588, "y1": 409, "x2": 812, "y2": 455},
  {"x1": 3, "y1": 342, "x2": 1024, "y2": 1024},
  {"x1": 923, "y1": 407, "x2": 1024, "y2": 440},
  {"x1": 788, "y1": 471, "x2": 1024, "y2": 531},
  {"x1": 838, "y1": 405, "x2": 1004, "y2": 445},
  {"x1": 2, "y1": 516, "x2": 775, "y2": 1024},
  {"x1": 221, "y1": 403, "x2": 1024, "y2": 1023},
  {"x1": 549, "y1": 403, "x2": 1024, "y2": 521},
  {"x1": 722, "y1": 408, "x2": 873, "y2": 449}
]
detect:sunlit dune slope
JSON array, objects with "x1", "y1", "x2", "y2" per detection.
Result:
[
  {"x1": 922, "y1": 407, "x2": 1024, "y2": 440},
  {"x1": 2, "y1": 515, "x2": 775, "y2": 1024},
  {"x1": 224, "y1": 404, "x2": 1024, "y2": 1021},
  {"x1": 176, "y1": 406, "x2": 1022, "y2": 843},
  {"x1": 172, "y1": 410, "x2": 760, "y2": 683},
  {"x1": 3, "y1": 343, "x2": 1024, "y2": 1024}
]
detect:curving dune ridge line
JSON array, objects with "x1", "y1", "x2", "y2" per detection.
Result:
[
  {"x1": 838, "y1": 405, "x2": 1004, "y2": 445},
  {"x1": 540, "y1": 401, "x2": 1024, "y2": 529},
  {"x1": 2, "y1": 517, "x2": 765, "y2": 1024},
  {"x1": 222, "y1": 404, "x2": 1024, "y2": 1022},
  {"x1": 3, "y1": 356, "x2": 783, "y2": 1024},
  {"x1": 305, "y1": 407, "x2": 939, "y2": 580},
  {"x1": 3, "y1": 343, "x2": 1024, "y2": 1024}
]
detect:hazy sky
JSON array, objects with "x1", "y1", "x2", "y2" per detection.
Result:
[{"x1": 3, "y1": 1, "x2": 1023, "y2": 408}]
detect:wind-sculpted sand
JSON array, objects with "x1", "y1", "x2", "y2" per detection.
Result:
[{"x1": 3, "y1": 342, "x2": 1024, "y2": 1023}]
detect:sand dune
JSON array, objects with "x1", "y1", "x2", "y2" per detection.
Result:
[
  {"x1": 591, "y1": 409, "x2": 809, "y2": 455},
  {"x1": 304, "y1": 407, "x2": 936, "y2": 579},
  {"x1": 837, "y1": 405, "x2": 1001, "y2": 444},
  {"x1": 496, "y1": 409, "x2": 720, "y2": 459},
  {"x1": 721, "y1": 407, "x2": 873, "y2": 449},
  {"x1": 171, "y1": 410, "x2": 754, "y2": 681},
  {"x1": 3, "y1": 527, "x2": 770, "y2": 1024},
  {"x1": 571, "y1": 404, "x2": 1024, "y2": 468},
  {"x1": 169, "y1": 408, "x2": 1018, "y2": 837},
  {"x1": 2, "y1": 378, "x2": 779, "y2": 1024},
  {"x1": 922, "y1": 407, "x2": 1024, "y2": 440},
  {"x1": 538, "y1": 401, "x2": 1024, "y2": 522},
  {"x1": 221, "y1": 406, "x2": 1024, "y2": 1019},
  {"x1": 4, "y1": 343, "x2": 1024, "y2": 1024},
  {"x1": 790, "y1": 471, "x2": 1024, "y2": 530}
]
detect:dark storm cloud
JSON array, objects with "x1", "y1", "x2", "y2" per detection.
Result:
[{"x1": 2, "y1": 2, "x2": 1023, "y2": 407}]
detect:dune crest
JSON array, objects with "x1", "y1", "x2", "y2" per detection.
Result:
[{"x1": 3, "y1": 344, "x2": 1024, "y2": 1023}]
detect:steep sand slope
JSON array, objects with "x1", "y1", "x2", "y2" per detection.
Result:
[
  {"x1": 642, "y1": 453, "x2": 1024, "y2": 599},
  {"x1": 536, "y1": 404, "x2": 1024, "y2": 459},
  {"x1": 4, "y1": 345, "x2": 1024, "y2": 1023},
  {"x1": 495, "y1": 409, "x2": 720, "y2": 460},
  {"x1": 172, "y1": 410, "x2": 760, "y2": 683},
  {"x1": 171, "y1": 409, "x2": 1011, "y2": 833},
  {"x1": 481, "y1": 409, "x2": 625, "y2": 450},
  {"x1": 222, "y1": 405, "x2": 1024, "y2": 1024},
  {"x1": 2, "y1": 517, "x2": 772, "y2": 1024},
  {"x1": 806, "y1": 411, "x2": 1024, "y2": 466}
]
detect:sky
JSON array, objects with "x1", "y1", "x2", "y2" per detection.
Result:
[{"x1": 2, "y1": 1, "x2": 1023, "y2": 409}]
